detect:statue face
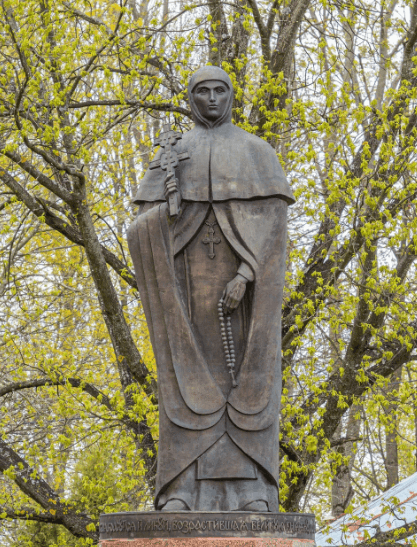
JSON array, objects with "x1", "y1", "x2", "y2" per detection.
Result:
[{"x1": 192, "y1": 80, "x2": 229, "y2": 121}]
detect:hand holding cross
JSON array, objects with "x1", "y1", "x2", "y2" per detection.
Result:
[{"x1": 149, "y1": 123, "x2": 189, "y2": 217}]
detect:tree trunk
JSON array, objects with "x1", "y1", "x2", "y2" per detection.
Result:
[
  {"x1": 385, "y1": 367, "x2": 402, "y2": 489},
  {"x1": 331, "y1": 404, "x2": 361, "y2": 517}
]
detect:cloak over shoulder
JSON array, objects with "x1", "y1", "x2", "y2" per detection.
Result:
[{"x1": 134, "y1": 123, "x2": 295, "y2": 204}]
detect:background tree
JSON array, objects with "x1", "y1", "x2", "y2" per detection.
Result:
[{"x1": 2, "y1": 0, "x2": 417, "y2": 545}]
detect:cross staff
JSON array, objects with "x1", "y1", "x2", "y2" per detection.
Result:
[{"x1": 149, "y1": 123, "x2": 189, "y2": 217}]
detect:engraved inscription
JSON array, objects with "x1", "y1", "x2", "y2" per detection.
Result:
[{"x1": 99, "y1": 514, "x2": 316, "y2": 538}]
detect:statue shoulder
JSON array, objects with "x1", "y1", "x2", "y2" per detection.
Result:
[
  {"x1": 229, "y1": 124, "x2": 278, "y2": 154},
  {"x1": 179, "y1": 126, "x2": 199, "y2": 144}
]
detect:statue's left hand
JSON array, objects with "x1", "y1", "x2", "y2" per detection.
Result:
[{"x1": 222, "y1": 274, "x2": 247, "y2": 314}]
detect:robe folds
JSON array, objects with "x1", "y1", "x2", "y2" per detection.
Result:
[
  {"x1": 127, "y1": 197, "x2": 288, "y2": 511},
  {"x1": 128, "y1": 64, "x2": 294, "y2": 512}
]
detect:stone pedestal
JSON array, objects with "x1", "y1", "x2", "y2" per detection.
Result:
[
  {"x1": 100, "y1": 538, "x2": 316, "y2": 546},
  {"x1": 99, "y1": 512, "x2": 316, "y2": 547}
]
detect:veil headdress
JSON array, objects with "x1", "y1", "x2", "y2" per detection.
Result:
[{"x1": 188, "y1": 66, "x2": 233, "y2": 128}]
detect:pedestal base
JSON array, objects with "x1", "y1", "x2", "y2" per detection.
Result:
[
  {"x1": 99, "y1": 512, "x2": 316, "y2": 546},
  {"x1": 100, "y1": 539, "x2": 316, "y2": 547}
]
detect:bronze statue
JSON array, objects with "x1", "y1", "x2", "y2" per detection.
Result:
[{"x1": 127, "y1": 66, "x2": 295, "y2": 513}]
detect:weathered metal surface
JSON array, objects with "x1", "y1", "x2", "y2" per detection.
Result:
[
  {"x1": 148, "y1": 123, "x2": 189, "y2": 217},
  {"x1": 126, "y1": 66, "x2": 297, "y2": 513},
  {"x1": 100, "y1": 512, "x2": 316, "y2": 540}
]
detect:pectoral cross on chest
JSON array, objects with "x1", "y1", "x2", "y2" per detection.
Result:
[
  {"x1": 149, "y1": 123, "x2": 190, "y2": 217},
  {"x1": 202, "y1": 221, "x2": 221, "y2": 259}
]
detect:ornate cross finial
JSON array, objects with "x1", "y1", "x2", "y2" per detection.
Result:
[{"x1": 149, "y1": 122, "x2": 189, "y2": 217}]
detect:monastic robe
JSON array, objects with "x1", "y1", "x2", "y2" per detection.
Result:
[{"x1": 127, "y1": 67, "x2": 294, "y2": 512}]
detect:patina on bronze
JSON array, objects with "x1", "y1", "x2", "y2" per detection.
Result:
[
  {"x1": 149, "y1": 122, "x2": 190, "y2": 217},
  {"x1": 99, "y1": 512, "x2": 316, "y2": 540},
  {"x1": 127, "y1": 66, "x2": 296, "y2": 514}
]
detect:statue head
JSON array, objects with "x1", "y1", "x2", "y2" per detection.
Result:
[{"x1": 188, "y1": 66, "x2": 233, "y2": 128}]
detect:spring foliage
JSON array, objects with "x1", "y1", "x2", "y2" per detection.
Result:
[{"x1": 2, "y1": 0, "x2": 417, "y2": 545}]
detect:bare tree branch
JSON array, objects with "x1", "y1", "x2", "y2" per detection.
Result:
[
  {"x1": 0, "y1": 166, "x2": 138, "y2": 290},
  {"x1": 355, "y1": 518, "x2": 417, "y2": 546},
  {"x1": 0, "y1": 377, "x2": 113, "y2": 411},
  {"x1": 0, "y1": 505, "x2": 61, "y2": 524},
  {"x1": 67, "y1": 99, "x2": 191, "y2": 117},
  {"x1": 0, "y1": 439, "x2": 97, "y2": 541}
]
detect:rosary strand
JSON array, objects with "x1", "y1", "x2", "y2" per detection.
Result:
[{"x1": 218, "y1": 298, "x2": 238, "y2": 388}]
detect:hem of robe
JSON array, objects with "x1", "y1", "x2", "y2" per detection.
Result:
[
  {"x1": 154, "y1": 411, "x2": 279, "y2": 509},
  {"x1": 156, "y1": 461, "x2": 278, "y2": 513}
]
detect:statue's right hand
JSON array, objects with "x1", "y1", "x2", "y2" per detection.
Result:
[
  {"x1": 164, "y1": 172, "x2": 177, "y2": 200},
  {"x1": 222, "y1": 274, "x2": 247, "y2": 315}
]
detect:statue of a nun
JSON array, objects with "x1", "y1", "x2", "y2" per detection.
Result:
[{"x1": 127, "y1": 66, "x2": 295, "y2": 513}]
